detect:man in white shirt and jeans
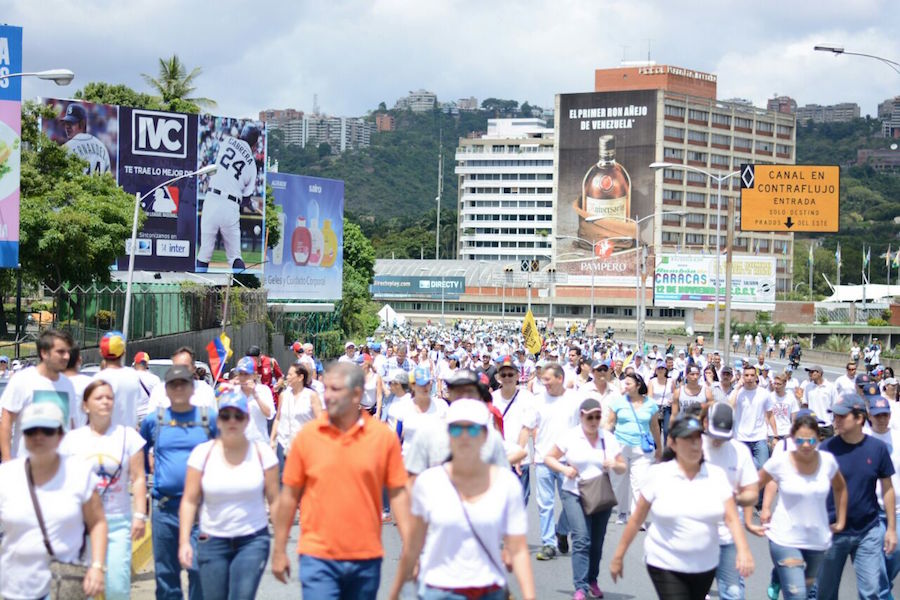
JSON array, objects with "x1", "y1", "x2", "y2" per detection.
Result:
[
  {"x1": 533, "y1": 363, "x2": 581, "y2": 561},
  {"x1": 492, "y1": 356, "x2": 536, "y2": 504},
  {"x1": 731, "y1": 365, "x2": 776, "y2": 472},
  {"x1": 800, "y1": 365, "x2": 837, "y2": 439}
]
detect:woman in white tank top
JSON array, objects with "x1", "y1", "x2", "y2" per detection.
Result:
[
  {"x1": 270, "y1": 363, "x2": 321, "y2": 469},
  {"x1": 670, "y1": 364, "x2": 706, "y2": 427},
  {"x1": 361, "y1": 355, "x2": 383, "y2": 417},
  {"x1": 649, "y1": 363, "x2": 674, "y2": 443}
]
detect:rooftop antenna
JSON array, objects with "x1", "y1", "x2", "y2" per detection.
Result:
[
  {"x1": 313, "y1": 93, "x2": 319, "y2": 115},
  {"x1": 646, "y1": 39, "x2": 652, "y2": 61}
]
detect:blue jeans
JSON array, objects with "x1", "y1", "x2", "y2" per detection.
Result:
[
  {"x1": 516, "y1": 465, "x2": 530, "y2": 507},
  {"x1": 816, "y1": 522, "x2": 889, "y2": 600},
  {"x1": 535, "y1": 464, "x2": 570, "y2": 547},
  {"x1": 298, "y1": 554, "x2": 381, "y2": 599},
  {"x1": 561, "y1": 491, "x2": 611, "y2": 593},
  {"x1": 716, "y1": 542, "x2": 745, "y2": 600},
  {"x1": 769, "y1": 540, "x2": 825, "y2": 600},
  {"x1": 422, "y1": 587, "x2": 508, "y2": 600},
  {"x1": 276, "y1": 442, "x2": 287, "y2": 482},
  {"x1": 105, "y1": 514, "x2": 132, "y2": 600},
  {"x1": 743, "y1": 439, "x2": 770, "y2": 470},
  {"x1": 197, "y1": 527, "x2": 270, "y2": 600},
  {"x1": 661, "y1": 406, "x2": 672, "y2": 446},
  {"x1": 880, "y1": 514, "x2": 900, "y2": 600},
  {"x1": 152, "y1": 497, "x2": 202, "y2": 600}
]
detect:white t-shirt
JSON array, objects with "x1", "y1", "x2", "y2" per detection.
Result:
[
  {"x1": 275, "y1": 386, "x2": 319, "y2": 450},
  {"x1": 801, "y1": 381, "x2": 837, "y2": 426},
  {"x1": 555, "y1": 426, "x2": 622, "y2": 495},
  {"x1": 187, "y1": 440, "x2": 277, "y2": 538},
  {"x1": 0, "y1": 456, "x2": 98, "y2": 599},
  {"x1": 702, "y1": 437, "x2": 759, "y2": 544},
  {"x1": 60, "y1": 425, "x2": 145, "y2": 517},
  {"x1": 769, "y1": 392, "x2": 800, "y2": 437},
  {"x1": 868, "y1": 428, "x2": 900, "y2": 515},
  {"x1": 93, "y1": 366, "x2": 142, "y2": 428},
  {"x1": 733, "y1": 386, "x2": 773, "y2": 442},
  {"x1": 834, "y1": 374, "x2": 857, "y2": 397},
  {"x1": 533, "y1": 389, "x2": 581, "y2": 462},
  {"x1": 67, "y1": 372, "x2": 93, "y2": 426},
  {"x1": 135, "y1": 369, "x2": 162, "y2": 423},
  {"x1": 389, "y1": 396, "x2": 447, "y2": 453},
  {"x1": 412, "y1": 466, "x2": 527, "y2": 588},
  {"x1": 578, "y1": 381, "x2": 621, "y2": 425},
  {"x1": 492, "y1": 388, "x2": 537, "y2": 459},
  {"x1": 0, "y1": 367, "x2": 80, "y2": 458},
  {"x1": 762, "y1": 449, "x2": 839, "y2": 550},
  {"x1": 641, "y1": 461, "x2": 732, "y2": 573},
  {"x1": 147, "y1": 378, "x2": 218, "y2": 413},
  {"x1": 246, "y1": 384, "x2": 275, "y2": 444}
]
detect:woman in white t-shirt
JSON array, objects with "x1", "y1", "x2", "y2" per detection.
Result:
[
  {"x1": 388, "y1": 400, "x2": 535, "y2": 600},
  {"x1": 388, "y1": 367, "x2": 447, "y2": 458},
  {"x1": 360, "y1": 354, "x2": 383, "y2": 417},
  {"x1": 270, "y1": 362, "x2": 321, "y2": 471},
  {"x1": 747, "y1": 413, "x2": 847, "y2": 600},
  {"x1": 60, "y1": 379, "x2": 147, "y2": 600},
  {"x1": 178, "y1": 391, "x2": 279, "y2": 600},
  {"x1": 610, "y1": 414, "x2": 754, "y2": 600},
  {"x1": 545, "y1": 399, "x2": 625, "y2": 600},
  {"x1": 0, "y1": 402, "x2": 107, "y2": 599}
]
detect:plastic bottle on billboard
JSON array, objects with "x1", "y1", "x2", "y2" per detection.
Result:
[
  {"x1": 581, "y1": 135, "x2": 631, "y2": 219},
  {"x1": 320, "y1": 219, "x2": 337, "y2": 267},
  {"x1": 273, "y1": 207, "x2": 286, "y2": 265},
  {"x1": 291, "y1": 217, "x2": 311, "y2": 266},
  {"x1": 307, "y1": 198, "x2": 323, "y2": 266}
]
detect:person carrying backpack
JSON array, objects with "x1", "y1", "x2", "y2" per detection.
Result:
[{"x1": 140, "y1": 365, "x2": 218, "y2": 600}]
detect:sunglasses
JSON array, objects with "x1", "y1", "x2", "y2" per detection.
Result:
[
  {"x1": 794, "y1": 436, "x2": 818, "y2": 447},
  {"x1": 218, "y1": 411, "x2": 247, "y2": 422},
  {"x1": 166, "y1": 379, "x2": 191, "y2": 388},
  {"x1": 583, "y1": 414, "x2": 603, "y2": 422},
  {"x1": 448, "y1": 424, "x2": 486, "y2": 438},
  {"x1": 24, "y1": 427, "x2": 59, "y2": 437}
]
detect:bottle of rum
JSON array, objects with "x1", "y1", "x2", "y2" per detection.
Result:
[{"x1": 581, "y1": 135, "x2": 631, "y2": 220}]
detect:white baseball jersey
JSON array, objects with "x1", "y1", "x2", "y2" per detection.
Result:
[
  {"x1": 207, "y1": 136, "x2": 256, "y2": 201},
  {"x1": 64, "y1": 133, "x2": 111, "y2": 175}
]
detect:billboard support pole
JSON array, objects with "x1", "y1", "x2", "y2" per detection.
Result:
[
  {"x1": 122, "y1": 191, "x2": 141, "y2": 344},
  {"x1": 635, "y1": 215, "x2": 641, "y2": 352},
  {"x1": 723, "y1": 197, "x2": 736, "y2": 367}
]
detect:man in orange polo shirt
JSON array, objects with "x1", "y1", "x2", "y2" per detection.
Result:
[{"x1": 271, "y1": 361, "x2": 410, "y2": 598}]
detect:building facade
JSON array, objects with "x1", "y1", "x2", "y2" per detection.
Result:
[
  {"x1": 394, "y1": 89, "x2": 438, "y2": 112},
  {"x1": 767, "y1": 95, "x2": 797, "y2": 114},
  {"x1": 455, "y1": 118, "x2": 555, "y2": 264},
  {"x1": 260, "y1": 109, "x2": 373, "y2": 153},
  {"x1": 879, "y1": 96, "x2": 900, "y2": 138},
  {"x1": 795, "y1": 102, "x2": 861, "y2": 123}
]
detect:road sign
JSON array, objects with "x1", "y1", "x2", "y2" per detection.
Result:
[{"x1": 739, "y1": 164, "x2": 839, "y2": 232}]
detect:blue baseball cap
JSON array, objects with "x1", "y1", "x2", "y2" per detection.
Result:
[
  {"x1": 868, "y1": 396, "x2": 892, "y2": 416},
  {"x1": 217, "y1": 390, "x2": 249, "y2": 414},
  {"x1": 830, "y1": 393, "x2": 867, "y2": 416},
  {"x1": 413, "y1": 366, "x2": 431, "y2": 386},
  {"x1": 235, "y1": 356, "x2": 256, "y2": 375}
]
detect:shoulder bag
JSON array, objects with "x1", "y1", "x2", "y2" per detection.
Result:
[
  {"x1": 577, "y1": 435, "x2": 618, "y2": 515},
  {"x1": 628, "y1": 399, "x2": 656, "y2": 454},
  {"x1": 25, "y1": 457, "x2": 89, "y2": 600}
]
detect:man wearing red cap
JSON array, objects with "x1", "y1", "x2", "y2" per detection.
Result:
[
  {"x1": 94, "y1": 331, "x2": 143, "y2": 429},
  {"x1": 132, "y1": 351, "x2": 161, "y2": 423}
]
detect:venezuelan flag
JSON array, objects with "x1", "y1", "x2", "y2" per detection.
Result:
[{"x1": 206, "y1": 332, "x2": 233, "y2": 382}]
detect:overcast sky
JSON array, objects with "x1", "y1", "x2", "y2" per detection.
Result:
[{"x1": 5, "y1": 0, "x2": 899, "y2": 119}]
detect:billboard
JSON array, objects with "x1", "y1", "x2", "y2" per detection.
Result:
[
  {"x1": 0, "y1": 25, "x2": 22, "y2": 268},
  {"x1": 266, "y1": 172, "x2": 343, "y2": 300},
  {"x1": 654, "y1": 254, "x2": 776, "y2": 309},
  {"x1": 41, "y1": 98, "x2": 266, "y2": 274},
  {"x1": 370, "y1": 275, "x2": 466, "y2": 299},
  {"x1": 555, "y1": 90, "x2": 658, "y2": 266}
]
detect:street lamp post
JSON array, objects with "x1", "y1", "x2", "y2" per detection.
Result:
[
  {"x1": 122, "y1": 165, "x2": 217, "y2": 344},
  {"x1": 649, "y1": 162, "x2": 740, "y2": 356},
  {"x1": 814, "y1": 45, "x2": 900, "y2": 74}
]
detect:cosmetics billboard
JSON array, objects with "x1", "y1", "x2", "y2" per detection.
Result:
[{"x1": 554, "y1": 90, "x2": 658, "y2": 284}]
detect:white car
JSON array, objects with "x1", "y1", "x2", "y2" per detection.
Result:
[{"x1": 147, "y1": 359, "x2": 214, "y2": 386}]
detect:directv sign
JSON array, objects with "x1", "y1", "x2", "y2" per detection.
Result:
[{"x1": 371, "y1": 275, "x2": 466, "y2": 299}]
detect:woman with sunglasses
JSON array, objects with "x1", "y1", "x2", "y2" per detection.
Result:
[
  {"x1": 389, "y1": 399, "x2": 535, "y2": 600},
  {"x1": 649, "y1": 361, "x2": 674, "y2": 444},
  {"x1": 747, "y1": 414, "x2": 847, "y2": 600},
  {"x1": 545, "y1": 399, "x2": 626, "y2": 600},
  {"x1": 270, "y1": 362, "x2": 321, "y2": 474},
  {"x1": 610, "y1": 415, "x2": 754, "y2": 600},
  {"x1": 60, "y1": 380, "x2": 147, "y2": 599},
  {"x1": 606, "y1": 373, "x2": 661, "y2": 525},
  {"x1": 0, "y1": 402, "x2": 107, "y2": 599},
  {"x1": 179, "y1": 391, "x2": 280, "y2": 600}
]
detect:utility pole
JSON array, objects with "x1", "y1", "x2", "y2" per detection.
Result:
[{"x1": 435, "y1": 127, "x2": 442, "y2": 260}]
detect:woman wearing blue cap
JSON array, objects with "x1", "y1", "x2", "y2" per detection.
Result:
[{"x1": 178, "y1": 390, "x2": 280, "y2": 600}]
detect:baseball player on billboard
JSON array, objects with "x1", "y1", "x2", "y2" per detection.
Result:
[
  {"x1": 60, "y1": 103, "x2": 111, "y2": 175},
  {"x1": 196, "y1": 124, "x2": 260, "y2": 271}
]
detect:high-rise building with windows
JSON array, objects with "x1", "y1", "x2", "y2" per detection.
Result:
[
  {"x1": 455, "y1": 119, "x2": 555, "y2": 263},
  {"x1": 795, "y1": 102, "x2": 860, "y2": 123}
]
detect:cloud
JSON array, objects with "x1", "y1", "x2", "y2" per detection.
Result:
[{"x1": 4, "y1": 0, "x2": 896, "y2": 119}]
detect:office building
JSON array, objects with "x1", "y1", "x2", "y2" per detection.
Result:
[
  {"x1": 394, "y1": 89, "x2": 438, "y2": 112},
  {"x1": 879, "y1": 96, "x2": 900, "y2": 138},
  {"x1": 795, "y1": 102, "x2": 861, "y2": 123},
  {"x1": 455, "y1": 118, "x2": 555, "y2": 263},
  {"x1": 259, "y1": 109, "x2": 373, "y2": 153},
  {"x1": 375, "y1": 113, "x2": 395, "y2": 132},
  {"x1": 457, "y1": 97, "x2": 479, "y2": 111},
  {"x1": 767, "y1": 95, "x2": 797, "y2": 114}
]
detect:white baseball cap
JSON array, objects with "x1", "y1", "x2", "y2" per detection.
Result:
[
  {"x1": 446, "y1": 399, "x2": 490, "y2": 426},
  {"x1": 21, "y1": 402, "x2": 66, "y2": 431}
]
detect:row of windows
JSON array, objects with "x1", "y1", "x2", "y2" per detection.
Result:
[
  {"x1": 388, "y1": 300, "x2": 692, "y2": 319},
  {"x1": 465, "y1": 187, "x2": 554, "y2": 194},
  {"x1": 462, "y1": 159, "x2": 554, "y2": 167},
  {"x1": 466, "y1": 227, "x2": 545, "y2": 235},
  {"x1": 661, "y1": 231, "x2": 791, "y2": 253},
  {"x1": 466, "y1": 173, "x2": 553, "y2": 181},
  {"x1": 663, "y1": 105, "x2": 794, "y2": 137},
  {"x1": 466, "y1": 200, "x2": 554, "y2": 208},
  {"x1": 663, "y1": 128, "x2": 792, "y2": 155},
  {"x1": 465, "y1": 240, "x2": 552, "y2": 248},
  {"x1": 466, "y1": 214, "x2": 553, "y2": 222}
]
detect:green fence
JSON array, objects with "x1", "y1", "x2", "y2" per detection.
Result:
[{"x1": 271, "y1": 308, "x2": 342, "y2": 358}]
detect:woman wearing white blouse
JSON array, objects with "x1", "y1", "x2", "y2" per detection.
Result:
[
  {"x1": 179, "y1": 391, "x2": 280, "y2": 600},
  {"x1": 389, "y1": 399, "x2": 535, "y2": 600},
  {"x1": 545, "y1": 398, "x2": 626, "y2": 600},
  {"x1": 60, "y1": 379, "x2": 147, "y2": 600},
  {"x1": 610, "y1": 414, "x2": 754, "y2": 600},
  {"x1": 270, "y1": 362, "x2": 321, "y2": 471}
]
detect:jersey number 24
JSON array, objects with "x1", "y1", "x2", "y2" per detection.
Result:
[{"x1": 219, "y1": 147, "x2": 245, "y2": 180}]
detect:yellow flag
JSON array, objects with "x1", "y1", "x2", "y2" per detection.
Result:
[
  {"x1": 220, "y1": 331, "x2": 233, "y2": 361},
  {"x1": 522, "y1": 310, "x2": 543, "y2": 355}
]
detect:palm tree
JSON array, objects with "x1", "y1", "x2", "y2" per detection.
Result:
[{"x1": 141, "y1": 55, "x2": 217, "y2": 109}]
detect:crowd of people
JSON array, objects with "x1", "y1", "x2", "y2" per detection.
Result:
[{"x1": 0, "y1": 322, "x2": 897, "y2": 599}]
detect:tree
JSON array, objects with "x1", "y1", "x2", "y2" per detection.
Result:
[
  {"x1": 16, "y1": 101, "x2": 139, "y2": 332},
  {"x1": 520, "y1": 101, "x2": 533, "y2": 117},
  {"x1": 141, "y1": 55, "x2": 216, "y2": 112},
  {"x1": 75, "y1": 82, "x2": 166, "y2": 110},
  {"x1": 481, "y1": 98, "x2": 519, "y2": 116},
  {"x1": 340, "y1": 219, "x2": 377, "y2": 336},
  {"x1": 317, "y1": 142, "x2": 332, "y2": 158},
  {"x1": 378, "y1": 101, "x2": 387, "y2": 111}
]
